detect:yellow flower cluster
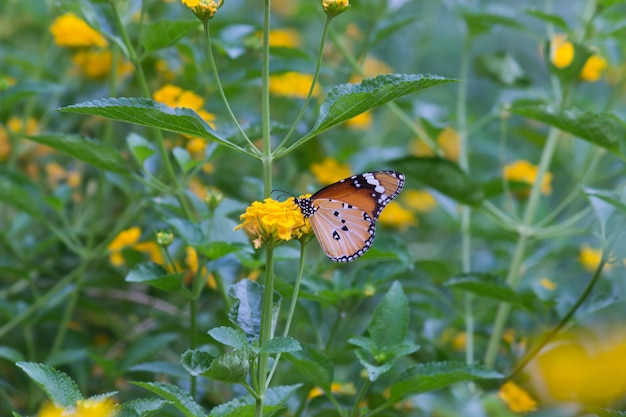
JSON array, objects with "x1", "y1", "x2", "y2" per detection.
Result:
[
  {"x1": 310, "y1": 158, "x2": 352, "y2": 186},
  {"x1": 107, "y1": 227, "x2": 164, "y2": 267},
  {"x1": 72, "y1": 50, "x2": 134, "y2": 79},
  {"x1": 0, "y1": 116, "x2": 41, "y2": 162},
  {"x1": 38, "y1": 398, "x2": 117, "y2": 417},
  {"x1": 503, "y1": 160, "x2": 552, "y2": 196},
  {"x1": 378, "y1": 201, "x2": 417, "y2": 230},
  {"x1": 307, "y1": 382, "x2": 356, "y2": 400},
  {"x1": 550, "y1": 34, "x2": 607, "y2": 82},
  {"x1": 579, "y1": 243, "x2": 615, "y2": 272},
  {"x1": 269, "y1": 72, "x2": 320, "y2": 99},
  {"x1": 410, "y1": 126, "x2": 460, "y2": 161},
  {"x1": 181, "y1": 0, "x2": 223, "y2": 21},
  {"x1": 498, "y1": 381, "x2": 538, "y2": 413},
  {"x1": 234, "y1": 197, "x2": 312, "y2": 249},
  {"x1": 50, "y1": 13, "x2": 108, "y2": 48}
]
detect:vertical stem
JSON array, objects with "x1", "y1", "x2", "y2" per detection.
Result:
[
  {"x1": 255, "y1": 246, "x2": 275, "y2": 417},
  {"x1": 261, "y1": 0, "x2": 272, "y2": 198},
  {"x1": 457, "y1": 33, "x2": 474, "y2": 365}
]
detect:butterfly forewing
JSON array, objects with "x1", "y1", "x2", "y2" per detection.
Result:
[
  {"x1": 295, "y1": 170, "x2": 405, "y2": 262},
  {"x1": 312, "y1": 171, "x2": 404, "y2": 220},
  {"x1": 309, "y1": 199, "x2": 375, "y2": 262}
]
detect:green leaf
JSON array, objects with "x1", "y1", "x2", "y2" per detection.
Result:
[
  {"x1": 305, "y1": 74, "x2": 456, "y2": 138},
  {"x1": 118, "y1": 398, "x2": 172, "y2": 417},
  {"x1": 125, "y1": 262, "x2": 184, "y2": 293},
  {"x1": 0, "y1": 170, "x2": 47, "y2": 219},
  {"x1": 127, "y1": 133, "x2": 156, "y2": 165},
  {"x1": 474, "y1": 52, "x2": 530, "y2": 87},
  {"x1": 525, "y1": 8, "x2": 570, "y2": 31},
  {"x1": 140, "y1": 20, "x2": 200, "y2": 56},
  {"x1": 445, "y1": 274, "x2": 517, "y2": 303},
  {"x1": 173, "y1": 147, "x2": 199, "y2": 173},
  {"x1": 167, "y1": 218, "x2": 206, "y2": 246},
  {"x1": 262, "y1": 337, "x2": 302, "y2": 354},
  {"x1": 463, "y1": 12, "x2": 526, "y2": 37},
  {"x1": 389, "y1": 362, "x2": 502, "y2": 402},
  {"x1": 510, "y1": 106, "x2": 626, "y2": 156},
  {"x1": 122, "y1": 334, "x2": 179, "y2": 370},
  {"x1": 133, "y1": 381, "x2": 206, "y2": 417},
  {"x1": 585, "y1": 189, "x2": 623, "y2": 239},
  {"x1": 128, "y1": 361, "x2": 189, "y2": 379},
  {"x1": 208, "y1": 326, "x2": 249, "y2": 350},
  {"x1": 594, "y1": 409, "x2": 626, "y2": 417},
  {"x1": 390, "y1": 156, "x2": 484, "y2": 205},
  {"x1": 181, "y1": 349, "x2": 215, "y2": 376},
  {"x1": 208, "y1": 385, "x2": 301, "y2": 417},
  {"x1": 199, "y1": 242, "x2": 244, "y2": 260},
  {"x1": 228, "y1": 279, "x2": 281, "y2": 340},
  {"x1": 0, "y1": 346, "x2": 24, "y2": 362},
  {"x1": 58, "y1": 98, "x2": 241, "y2": 152},
  {"x1": 369, "y1": 281, "x2": 408, "y2": 348},
  {"x1": 27, "y1": 134, "x2": 130, "y2": 174},
  {"x1": 0, "y1": 80, "x2": 63, "y2": 113},
  {"x1": 204, "y1": 350, "x2": 249, "y2": 383},
  {"x1": 16, "y1": 362, "x2": 83, "y2": 407},
  {"x1": 285, "y1": 345, "x2": 333, "y2": 391},
  {"x1": 354, "y1": 350, "x2": 395, "y2": 381}
]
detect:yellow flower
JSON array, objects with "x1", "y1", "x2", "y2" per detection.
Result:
[
  {"x1": 269, "y1": 72, "x2": 320, "y2": 99},
  {"x1": 50, "y1": 13, "x2": 108, "y2": 48},
  {"x1": 268, "y1": 28, "x2": 301, "y2": 48},
  {"x1": 378, "y1": 201, "x2": 417, "y2": 230},
  {"x1": 153, "y1": 85, "x2": 216, "y2": 127},
  {"x1": 503, "y1": 160, "x2": 552, "y2": 196},
  {"x1": 528, "y1": 329, "x2": 626, "y2": 406},
  {"x1": 409, "y1": 126, "x2": 459, "y2": 161},
  {"x1": 186, "y1": 137, "x2": 207, "y2": 158},
  {"x1": 45, "y1": 162, "x2": 67, "y2": 188},
  {"x1": 550, "y1": 34, "x2": 574, "y2": 69},
  {"x1": 322, "y1": 0, "x2": 350, "y2": 17},
  {"x1": 37, "y1": 402, "x2": 64, "y2": 417},
  {"x1": 234, "y1": 197, "x2": 312, "y2": 248},
  {"x1": 0, "y1": 128, "x2": 9, "y2": 162},
  {"x1": 579, "y1": 243, "x2": 612, "y2": 272},
  {"x1": 307, "y1": 382, "x2": 356, "y2": 400},
  {"x1": 8, "y1": 116, "x2": 39, "y2": 135},
  {"x1": 346, "y1": 111, "x2": 372, "y2": 130},
  {"x1": 133, "y1": 241, "x2": 165, "y2": 266},
  {"x1": 402, "y1": 189, "x2": 437, "y2": 213},
  {"x1": 540, "y1": 278, "x2": 557, "y2": 290},
  {"x1": 181, "y1": 0, "x2": 223, "y2": 21},
  {"x1": 72, "y1": 49, "x2": 134, "y2": 79},
  {"x1": 108, "y1": 227, "x2": 142, "y2": 266},
  {"x1": 452, "y1": 331, "x2": 466, "y2": 351},
  {"x1": 499, "y1": 381, "x2": 538, "y2": 413},
  {"x1": 76, "y1": 397, "x2": 118, "y2": 417},
  {"x1": 310, "y1": 158, "x2": 351, "y2": 185},
  {"x1": 363, "y1": 284, "x2": 375, "y2": 297},
  {"x1": 581, "y1": 55, "x2": 607, "y2": 82}
]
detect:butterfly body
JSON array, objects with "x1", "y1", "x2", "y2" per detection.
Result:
[{"x1": 294, "y1": 170, "x2": 405, "y2": 262}]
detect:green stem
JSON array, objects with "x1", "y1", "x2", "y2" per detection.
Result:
[
  {"x1": 255, "y1": 246, "x2": 275, "y2": 417},
  {"x1": 202, "y1": 21, "x2": 255, "y2": 150},
  {"x1": 349, "y1": 379, "x2": 371, "y2": 417},
  {"x1": 275, "y1": 16, "x2": 331, "y2": 153},
  {"x1": 265, "y1": 242, "x2": 308, "y2": 387},
  {"x1": 260, "y1": 0, "x2": 272, "y2": 199}
]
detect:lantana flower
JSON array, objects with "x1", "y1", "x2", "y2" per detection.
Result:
[
  {"x1": 269, "y1": 72, "x2": 320, "y2": 99},
  {"x1": 550, "y1": 34, "x2": 607, "y2": 82},
  {"x1": 181, "y1": 0, "x2": 223, "y2": 21},
  {"x1": 498, "y1": 381, "x2": 538, "y2": 413},
  {"x1": 50, "y1": 13, "x2": 108, "y2": 48},
  {"x1": 322, "y1": 0, "x2": 350, "y2": 17},
  {"x1": 310, "y1": 158, "x2": 351, "y2": 185},
  {"x1": 503, "y1": 160, "x2": 552, "y2": 196},
  {"x1": 234, "y1": 197, "x2": 312, "y2": 249}
]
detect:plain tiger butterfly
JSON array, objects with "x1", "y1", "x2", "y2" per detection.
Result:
[{"x1": 294, "y1": 170, "x2": 405, "y2": 262}]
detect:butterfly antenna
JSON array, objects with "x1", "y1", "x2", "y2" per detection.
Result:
[{"x1": 272, "y1": 189, "x2": 295, "y2": 201}]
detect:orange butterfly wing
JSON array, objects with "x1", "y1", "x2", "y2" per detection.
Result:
[{"x1": 296, "y1": 171, "x2": 405, "y2": 262}]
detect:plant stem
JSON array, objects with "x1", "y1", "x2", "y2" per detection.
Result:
[{"x1": 255, "y1": 246, "x2": 275, "y2": 417}]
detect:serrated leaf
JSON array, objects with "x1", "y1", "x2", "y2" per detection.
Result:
[
  {"x1": 354, "y1": 349, "x2": 394, "y2": 381},
  {"x1": 208, "y1": 385, "x2": 300, "y2": 417},
  {"x1": 181, "y1": 349, "x2": 215, "y2": 376},
  {"x1": 133, "y1": 381, "x2": 206, "y2": 417},
  {"x1": 307, "y1": 74, "x2": 455, "y2": 137},
  {"x1": 228, "y1": 279, "x2": 281, "y2": 341},
  {"x1": 204, "y1": 350, "x2": 249, "y2": 383},
  {"x1": 58, "y1": 98, "x2": 241, "y2": 152},
  {"x1": 208, "y1": 326, "x2": 248, "y2": 350},
  {"x1": 125, "y1": 262, "x2": 184, "y2": 292},
  {"x1": 118, "y1": 398, "x2": 172, "y2": 417},
  {"x1": 510, "y1": 106, "x2": 626, "y2": 155},
  {"x1": 262, "y1": 337, "x2": 302, "y2": 354},
  {"x1": 369, "y1": 281, "x2": 408, "y2": 348},
  {"x1": 389, "y1": 362, "x2": 502, "y2": 401},
  {"x1": 16, "y1": 362, "x2": 83, "y2": 407},
  {"x1": 27, "y1": 134, "x2": 130, "y2": 173},
  {"x1": 140, "y1": 20, "x2": 200, "y2": 56},
  {"x1": 285, "y1": 345, "x2": 333, "y2": 391},
  {"x1": 390, "y1": 156, "x2": 484, "y2": 205}
]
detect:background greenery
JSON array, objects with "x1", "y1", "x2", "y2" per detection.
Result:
[{"x1": 1, "y1": 0, "x2": 626, "y2": 416}]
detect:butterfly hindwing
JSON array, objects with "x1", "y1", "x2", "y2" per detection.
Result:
[
  {"x1": 295, "y1": 170, "x2": 405, "y2": 262},
  {"x1": 308, "y1": 199, "x2": 376, "y2": 262}
]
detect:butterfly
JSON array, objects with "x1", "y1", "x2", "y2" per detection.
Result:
[{"x1": 294, "y1": 170, "x2": 405, "y2": 262}]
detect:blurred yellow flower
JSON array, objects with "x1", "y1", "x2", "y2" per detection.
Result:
[
  {"x1": 550, "y1": 34, "x2": 574, "y2": 69},
  {"x1": 50, "y1": 13, "x2": 108, "y2": 48},
  {"x1": 72, "y1": 49, "x2": 134, "y2": 79},
  {"x1": 37, "y1": 402, "x2": 63, "y2": 417},
  {"x1": 8, "y1": 116, "x2": 39, "y2": 135},
  {"x1": 452, "y1": 331, "x2": 466, "y2": 351},
  {"x1": 189, "y1": 176, "x2": 208, "y2": 200},
  {"x1": 234, "y1": 197, "x2": 312, "y2": 248},
  {"x1": 134, "y1": 241, "x2": 165, "y2": 266},
  {"x1": 410, "y1": 126, "x2": 459, "y2": 161},
  {"x1": 45, "y1": 162, "x2": 67, "y2": 188},
  {"x1": 153, "y1": 84, "x2": 215, "y2": 127},
  {"x1": 0, "y1": 128, "x2": 9, "y2": 162},
  {"x1": 499, "y1": 381, "x2": 538, "y2": 413},
  {"x1": 579, "y1": 243, "x2": 612, "y2": 272},
  {"x1": 268, "y1": 28, "x2": 301, "y2": 48},
  {"x1": 308, "y1": 382, "x2": 356, "y2": 400},
  {"x1": 378, "y1": 201, "x2": 417, "y2": 230},
  {"x1": 346, "y1": 111, "x2": 372, "y2": 130},
  {"x1": 155, "y1": 59, "x2": 176, "y2": 82},
  {"x1": 76, "y1": 397, "x2": 117, "y2": 417},
  {"x1": 186, "y1": 137, "x2": 207, "y2": 158},
  {"x1": 581, "y1": 55, "x2": 608, "y2": 82},
  {"x1": 529, "y1": 329, "x2": 626, "y2": 406},
  {"x1": 503, "y1": 160, "x2": 552, "y2": 196},
  {"x1": 402, "y1": 189, "x2": 437, "y2": 214},
  {"x1": 310, "y1": 158, "x2": 351, "y2": 185},
  {"x1": 540, "y1": 278, "x2": 557, "y2": 290},
  {"x1": 107, "y1": 227, "x2": 142, "y2": 266},
  {"x1": 269, "y1": 72, "x2": 320, "y2": 99}
]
